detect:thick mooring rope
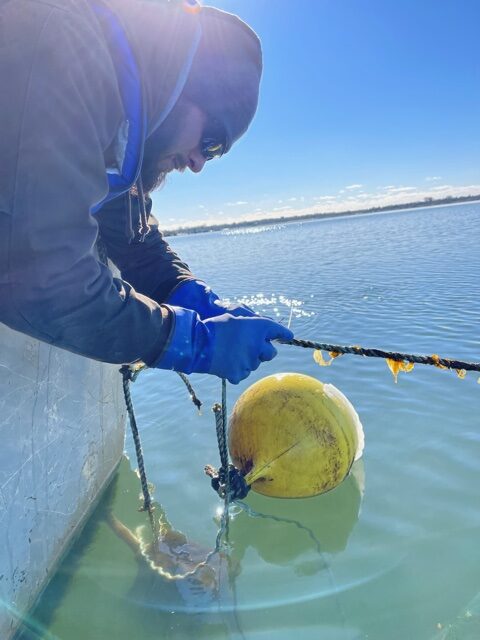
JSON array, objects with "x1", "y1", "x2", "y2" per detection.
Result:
[
  {"x1": 213, "y1": 402, "x2": 229, "y2": 471},
  {"x1": 206, "y1": 380, "x2": 250, "y2": 503},
  {"x1": 280, "y1": 338, "x2": 480, "y2": 373}
]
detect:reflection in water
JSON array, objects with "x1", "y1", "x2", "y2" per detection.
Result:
[
  {"x1": 229, "y1": 462, "x2": 364, "y2": 570},
  {"x1": 224, "y1": 292, "x2": 315, "y2": 320},
  {"x1": 107, "y1": 458, "x2": 364, "y2": 613},
  {"x1": 17, "y1": 456, "x2": 365, "y2": 640},
  {"x1": 16, "y1": 458, "x2": 238, "y2": 640},
  {"x1": 106, "y1": 512, "x2": 233, "y2": 612},
  {"x1": 100, "y1": 459, "x2": 240, "y2": 629},
  {"x1": 221, "y1": 224, "x2": 286, "y2": 236}
]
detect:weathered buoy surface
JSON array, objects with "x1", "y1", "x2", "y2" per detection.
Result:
[{"x1": 228, "y1": 373, "x2": 364, "y2": 498}]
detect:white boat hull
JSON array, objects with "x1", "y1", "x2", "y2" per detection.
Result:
[{"x1": 0, "y1": 324, "x2": 125, "y2": 639}]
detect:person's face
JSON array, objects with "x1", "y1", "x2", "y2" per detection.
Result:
[{"x1": 141, "y1": 98, "x2": 210, "y2": 192}]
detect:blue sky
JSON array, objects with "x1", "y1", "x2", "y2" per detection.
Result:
[{"x1": 153, "y1": 0, "x2": 480, "y2": 229}]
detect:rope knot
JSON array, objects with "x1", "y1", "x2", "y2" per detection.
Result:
[
  {"x1": 205, "y1": 464, "x2": 251, "y2": 501},
  {"x1": 120, "y1": 364, "x2": 134, "y2": 381},
  {"x1": 120, "y1": 363, "x2": 146, "y2": 383}
]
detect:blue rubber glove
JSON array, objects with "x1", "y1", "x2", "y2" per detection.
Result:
[
  {"x1": 154, "y1": 306, "x2": 294, "y2": 384},
  {"x1": 166, "y1": 279, "x2": 256, "y2": 320}
]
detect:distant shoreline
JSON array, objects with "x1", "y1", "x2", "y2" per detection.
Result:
[{"x1": 163, "y1": 194, "x2": 480, "y2": 237}]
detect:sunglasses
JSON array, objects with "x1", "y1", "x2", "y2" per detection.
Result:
[{"x1": 200, "y1": 119, "x2": 227, "y2": 161}]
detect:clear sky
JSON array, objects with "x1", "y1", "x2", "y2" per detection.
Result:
[{"x1": 152, "y1": 0, "x2": 480, "y2": 229}]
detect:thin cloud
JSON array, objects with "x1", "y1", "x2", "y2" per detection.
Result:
[
  {"x1": 158, "y1": 184, "x2": 480, "y2": 231},
  {"x1": 425, "y1": 176, "x2": 442, "y2": 182},
  {"x1": 226, "y1": 201, "x2": 248, "y2": 206},
  {"x1": 385, "y1": 186, "x2": 416, "y2": 193},
  {"x1": 345, "y1": 184, "x2": 363, "y2": 190}
]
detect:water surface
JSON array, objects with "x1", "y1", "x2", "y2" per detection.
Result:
[{"x1": 18, "y1": 203, "x2": 480, "y2": 640}]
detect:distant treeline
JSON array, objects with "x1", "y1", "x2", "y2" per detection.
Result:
[{"x1": 162, "y1": 194, "x2": 480, "y2": 237}]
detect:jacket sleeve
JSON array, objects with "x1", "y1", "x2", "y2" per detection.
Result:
[
  {"x1": 96, "y1": 194, "x2": 196, "y2": 303},
  {"x1": 0, "y1": 3, "x2": 172, "y2": 365}
]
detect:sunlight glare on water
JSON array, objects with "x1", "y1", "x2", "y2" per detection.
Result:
[{"x1": 17, "y1": 204, "x2": 480, "y2": 640}]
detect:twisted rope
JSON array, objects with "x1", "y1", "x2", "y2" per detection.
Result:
[
  {"x1": 120, "y1": 366, "x2": 155, "y2": 530},
  {"x1": 213, "y1": 401, "x2": 229, "y2": 471},
  {"x1": 221, "y1": 379, "x2": 232, "y2": 506},
  {"x1": 280, "y1": 338, "x2": 480, "y2": 373},
  {"x1": 206, "y1": 380, "x2": 250, "y2": 503},
  {"x1": 119, "y1": 367, "x2": 236, "y2": 581},
  {"x1": 177, "y1": 372, "x2": 202, "y2": 410},
  {"x1": 212, "y1": 381, "x2": 231, "y2": 546}
]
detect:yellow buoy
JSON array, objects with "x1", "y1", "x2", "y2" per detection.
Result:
[{"x1": 228, "y1": 373, "x2": 364, "y2": 498}]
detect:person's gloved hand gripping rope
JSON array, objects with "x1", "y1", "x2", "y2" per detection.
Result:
[
  {"x1": 166, "y1": 279, "x2": 257, "y2": 319},
  {"x1": 151, "y1": 305, "x2": 293, "y2": 384}
]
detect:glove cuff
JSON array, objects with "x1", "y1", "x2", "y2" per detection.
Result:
[
  {"x1": 153, "y1": 306, "x2": 214, "y2": 374},
  {"x1": 166, "y1": 280, "x2": 219, "y2": 319}
]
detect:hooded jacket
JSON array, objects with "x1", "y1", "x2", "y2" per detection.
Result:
[{"x1": 0, "y1": 0, "x2": 206, "y2": 364}]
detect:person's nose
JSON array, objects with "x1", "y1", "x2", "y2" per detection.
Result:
[{"x1": 187, "y1": 148, "x2": 207, "y2": 174}]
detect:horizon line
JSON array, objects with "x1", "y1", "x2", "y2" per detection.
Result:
[{"x1": 162, "y1": 193, "x2": 480, "y2": 237}]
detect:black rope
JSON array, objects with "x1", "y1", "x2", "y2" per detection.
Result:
[
  {"x1": 213, "y1": 400, "x2": 229, "y2": 471},
  {"x1": 206, "y1": 381, "x2": 250, "y2": 502},
  {"x1": 119, "y1": 367, "x2": 240, "y2": 581},
  {"x1": 120, "y1": 365, "x2": 155, "y2": 529},
  {"x1": 280, "y1": 338, "x2": 480, "y2": 373},
  {"x1": 177, "y1": 372, "x2": 202, "y2": 411},
  {"x1": 221, "y1": 379, "x2": 231, "y2": 508}
]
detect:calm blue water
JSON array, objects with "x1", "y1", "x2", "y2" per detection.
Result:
[{"x1": 19, "y1": 203, "x2": 480, "y2": 640}]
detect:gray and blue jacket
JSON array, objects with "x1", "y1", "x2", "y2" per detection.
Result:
[{"x1": 0, "y1": 0, "x2": 203, "y2": 364}]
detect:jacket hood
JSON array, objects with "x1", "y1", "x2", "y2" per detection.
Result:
[
  {"x1": 106, "y1": 1, "x2": 262, "y2": 148},
  {"x1": 185, "y1": 5, "x2": 263, "y2": 151},
  {"x1": 106, "y1": 0, "x2": 203, "y2": 136}
]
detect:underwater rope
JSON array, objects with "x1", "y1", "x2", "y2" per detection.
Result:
[{"x1": 120, "y1": 366, "x2": 155, "y2": 523}]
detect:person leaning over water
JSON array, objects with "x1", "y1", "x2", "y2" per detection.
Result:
[{"x1": 0, "y1": 0, "x2": 293, "y2": 384}]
